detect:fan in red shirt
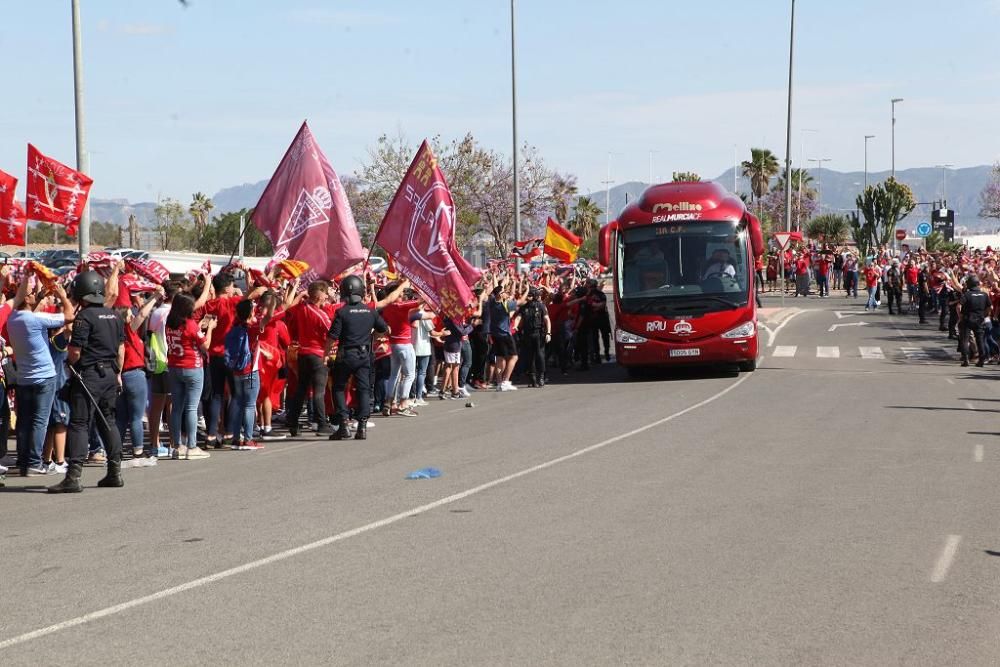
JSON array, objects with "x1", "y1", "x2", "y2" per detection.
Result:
[
  {"x1": 115, "y1": 288, "x2": 163, "y2": 463},
  {"x1": 165, "y1": 293, "x2": 216, "y2": 459},
  {"x1": 794, "y1": 252, "x2": 811, "y2": 297},
  {"x1": 256, "y1": 291, "x2": 291, "y2": 440},
  {"x1": 284, "y1": 280, "x2": 335, "y2": 436},
  {"x1": 815, "y1": 254, "x2": 831, "y2": 298}
]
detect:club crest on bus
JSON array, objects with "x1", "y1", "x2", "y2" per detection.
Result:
[{"x1": 672, "y1": 320, "x2": 694, "y2": 335}]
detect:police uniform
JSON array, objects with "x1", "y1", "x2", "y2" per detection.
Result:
[
  {"x1": 516, "y1": 296, "x2": 549, "y2": 386},
  {"x1": 328, "y1": 288, "x2": 388, "y2": 440},
  {"x1": 960, "y1": 284, "x2": 990, "y2": 366},
  {"x1": 885, "y1": 264, "x2": 903, "y2": 315},
  {"x1": 66, "y1": 303, "x2": 126, "y2": 477}
]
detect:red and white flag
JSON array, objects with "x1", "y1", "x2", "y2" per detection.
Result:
[
  {"x1": 126, "y1": 257, "x2": 171, "y2": 285},
  {"x1": 510, "y1": 238, "x2": 543, "y2": 260},
  {"x1": 25, "y1": 144, "x2": 93, "y2": 236},
  {"x1": 374, "y1": 140, "x2": 481, "y2": 321},
  {"x1": 252, "y1": 122, "x2": 365, "y2": 283},
  {"x1": 0, "y1": 169, "x2": 27, "y2": 245}
]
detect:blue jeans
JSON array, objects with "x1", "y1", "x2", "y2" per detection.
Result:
[
  {"x1": 15, "y1": 377, "x2": 56, "y2": 470},
  {"x1": 413, "y1": 355, "x2": 431, "y2": 399},
  {"x1": 232, "y1": 371, "x2": 260, "y2": 443},
  {"x1": 388, "y1": 344, "x2": 416, "y2": 405},
  {"x1": 866, "y1": 286, "x2": 878, "y2": 310},
  {"x1": 116, "y1": 369, "x2": 148, "y2": 453},
  {"x1": 169, "y1": 367, "x2": 204, "y2": 447},
  {"x1": 459, "y1": 340, "x2": 473, "y2": 387}
]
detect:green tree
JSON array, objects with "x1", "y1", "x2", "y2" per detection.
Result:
[
  {"x1": 805, "y1": 213, "x2": 850, "y2": 244},
  {"x1": 569, "y1": 196, "x2": 602, "y2": 242},
  {"x1": 189, "y1": 192, "x2": 214, "y2": 244},
  {"x1": 741, "y1": 148, "x2": 780, "y2": 213},
  {"x1": 154, "y1": 198, "x2": 192, "y2": 251},
  {"x1": 551, "y1": 173, "x2": 578, "y2": 224},
  {"x1": 197, "y1": 209, "x2": 273, "y2": 257},
  {"x1": 855, "y1": 177, "x2": 917, "y2": 250},
  {"x1": 672, "y1": 171, "x2": 701, "y2": 182}
]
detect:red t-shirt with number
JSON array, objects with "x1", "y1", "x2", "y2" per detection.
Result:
[{"x1": 166, "y1": 318, "x2": 205, "y2": 369}]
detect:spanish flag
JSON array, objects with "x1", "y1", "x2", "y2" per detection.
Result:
[{"x1": 543, "y1": 217, "x2": 581, "y2": 263}]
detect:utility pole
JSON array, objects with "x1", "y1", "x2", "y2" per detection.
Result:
[
  {"x1": 808, "y1": 158, "x2": 832, "y2": 213},
  {"x1": 510, "y1": 0, "x2": 521, "y2": 245},
  {"x1": 72, "y1": 0, "x2": 91, "y2": 255},
  {"x1": 780, "y1": 0, "x2": 796, "y2": 309},
  {"x1": 891, "y1": 98, "x2": 903, "y2": 179},
  {"x1": 864, "y1": 135, "x2": 875, "y2": 189}
]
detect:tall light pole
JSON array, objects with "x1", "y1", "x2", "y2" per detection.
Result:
[
  {"x1": 72, "y1": 0, "x2": 91, "y2": 254},
  {"x1": 864, "y1": 135, "x2": 875, "y2": 189},
  {"x1": 798, "y1": 128, "x2": 818, "y2": 231},
  {"x1": 891, "y1": 98, "x2": 903, "y2": 179},
  {"x1": 808, "y1": 158, "x2": 832, "y2": 213},
  {"x1": 602, "y1": 152, "x2": 616, "y2": 225},
  {"x1": 782, "y1": 0, "x2": 796, "y2": 236},
  {"x1": 510, "y1": 0, "x2": 521, "y2": 245}
]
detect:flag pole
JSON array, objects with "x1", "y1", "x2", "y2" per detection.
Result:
[{"x1": 227, "y1": 210, "x2": 251, "y2": 268}]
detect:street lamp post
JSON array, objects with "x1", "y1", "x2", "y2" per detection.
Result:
[
  {"x1": 72, "y1": 0, "x2": 90, "y2": 255},
  {"x1": 782, "y1": 0, "x2": 796, "y2": 237},
  {"x1": 808, "y1": 158, "x2": 832, "y2": 213},
  {"x1": 510, "y1": 0, "x2": 521, "y2": 245},
  {"x1": 864, "y1": 135, "x2": 875, "y2": 189},
  {"x1": 891, "y1": 98, "x2": 903, "y2": 179},
  {"x1": 935, "y1": 163, "x2": 954, "y2": 204}
]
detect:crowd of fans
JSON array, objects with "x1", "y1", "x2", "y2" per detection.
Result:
[
  {"x1": 760, "y1": 242, "x2": 1000, "y2": 366},
  {"x1": 0, "y1": 255, "x2": 610, "y2": 486}
]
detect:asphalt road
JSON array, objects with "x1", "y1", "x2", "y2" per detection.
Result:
[{"x1": 3, "y1": 292, "x2": 1000, "y2": 665}]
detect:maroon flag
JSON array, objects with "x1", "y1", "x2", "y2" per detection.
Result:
[
  {"x1": 26, "y1": 144, "x2": 93, "y2": 236},
  {"x1": 252, "y1": 122, "x2": 365, "y2": 284},
  {"x1": 374, "y1": 140, "x2": 481, "y2": 321},
  {"x1": 126, "y1": 257, "x2": 170, "y2": 285},
  {"x1": 0, "y1": 169, "x2": 27, "y2": 245}
]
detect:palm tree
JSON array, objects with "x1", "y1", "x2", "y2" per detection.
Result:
[
  {"x1": 805, "y1": 213, "x2": 850, "y2": 244},
  {"x1": 189, "y1": 192, "x2": 214, "y2": 242},
  {"x1": 570, "y1": 196, "x2": 602, "y2": 242},
  {"x1": 551, "y1": 173, "x2": 578, "y2": 224},
  {"x1": 775, "y1": 168, "x2": 814, "y2": 196},
  {"x1": 741, "y1": 148, "x2": 780, "y2": 214}
]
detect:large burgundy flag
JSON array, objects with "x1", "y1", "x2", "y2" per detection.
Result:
[
  {"x1": 375, "y1": 140, "x2": 481, "y2": 321},
  {"x1": 26, "y1": 144, "x2": 93, "y2": 236},
  {"x1": 252, "y1": 122, "x2": 365, "y2": 283},
  {"x1": 0, "y1": 169, "x2": 27, "y2": 245}
]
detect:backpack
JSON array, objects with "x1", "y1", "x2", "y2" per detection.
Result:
[
  {"x1": 223, "y1": 325, "x2": 251, "y2": 371},
  {"x1": 144, "y1": 326, "x2": 167, "y2": 375}
]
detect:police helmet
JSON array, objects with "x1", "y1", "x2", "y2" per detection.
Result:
[
  {"x1": 339, "y1": 274, "x2": 365, "y2": 304},
  {"x1": 966, "y1": 275, "x2": 980, "y2": 289},
  {"x1": 72, "y1": 270, "x2": 105, "y2": 305}
]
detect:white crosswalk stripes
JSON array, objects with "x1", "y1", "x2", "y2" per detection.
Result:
[{"x1": 768, "y1": 345, "x2": 959, "y2": 361}]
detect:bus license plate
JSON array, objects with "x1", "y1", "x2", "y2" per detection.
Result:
[{"x1": 670, "y1": 348, "x2": 701, "y2": 358}]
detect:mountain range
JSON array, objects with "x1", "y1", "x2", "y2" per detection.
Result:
[{"x1": 84, "y1": 165, "x2": 997, "y2": 234}]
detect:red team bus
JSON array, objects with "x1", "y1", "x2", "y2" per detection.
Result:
[{"x1": 598, "y1": 180, "x2": 765, "y2": 375}]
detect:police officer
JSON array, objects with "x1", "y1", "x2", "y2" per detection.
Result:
[
  {"x1": 916, "y1": 263, "x2": 930, "y2": 325},
  {"x1": 959, "y1": 275, "x2": 991, "y2": 367},
  {"x1": 325, "y1": 275, "x2": 388, "y2": 441},
  {"x1": 49, "y1": 271, "x2": 127, "y2": 493},
  {"x1": 514, "y1": 288, "x2": 551, "y2": 387}
]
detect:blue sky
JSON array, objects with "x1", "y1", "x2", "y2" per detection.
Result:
[{"x1": 2, "y1": 0, "x2": 999, "y2": 203}]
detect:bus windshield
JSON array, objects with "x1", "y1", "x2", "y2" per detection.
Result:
[{"x1": 618, "y1": 221, "x2": 749, "y2": 312}]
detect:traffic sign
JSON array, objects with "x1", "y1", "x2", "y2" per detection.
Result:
[
  {"x1": 916, "y1": 222, "x2": 932, "y2": 237},
  {"x1": 932, "y1": 208, "x2": 955, "y2": 241},
  {"x1": 774, "y1": 232, "x2": 792, "y2": 249},
  {"x1": 895, "y1": 229, "x2": 906, "y2": 241}
]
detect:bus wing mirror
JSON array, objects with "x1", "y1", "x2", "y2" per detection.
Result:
[
  {"x1": 747, "y1": 214, "x2": 765, "y2": 257},
  {"x1": 598, "y1": 221, "x2": 617, "y2": 268}
]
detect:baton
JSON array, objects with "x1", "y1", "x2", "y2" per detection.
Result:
[{"x1": 67, "y1": 363, "x2": 115, "y2": 434}]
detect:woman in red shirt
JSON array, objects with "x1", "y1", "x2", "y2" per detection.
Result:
[{"x1": 165, "y1": 293, "x2": 216, "y2": 460}]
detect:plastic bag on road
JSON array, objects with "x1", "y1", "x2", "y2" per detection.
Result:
[{"x1": 406, "y1": 467, "x2": 442, "y2": 480}]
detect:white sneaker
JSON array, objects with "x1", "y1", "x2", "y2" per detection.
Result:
[
  {"x1": 500, "y1": 382, "x2": 518, "y2": 392},
  {"x1": 142, "y1": 457, "x2": 158, "y2": 467},
  {"x1": 197, "y1": 416, "x2": 207, "y2": 430},
  {"x1": 413, "y1": 398, "x2": 428, "y2": 407},
  {"x1": 0, "y1": 464, "x2": 6, "y2": 476},
  {"x1": 185, "y1": 447, "x2": 211, "y2": 460},
  {"x1": 458, "y1": 387, "x2": 471, "y2": 398}
]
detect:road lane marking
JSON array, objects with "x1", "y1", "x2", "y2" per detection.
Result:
[
  {"x1": 931, "y1": 535, "x2": 962, "y2": 583},
  {"x1": 965, "y1": 402, "x2": 976, "y2": 411},
  {"x1": 816, "y1": 346, "x2": 840, "y2": 358},
  {"x1": 765, "y1": 308, "x2": 806, "y2": 347},
  {"x1": 975, "y1": 445, "x2": 984, "y2": 462},
  {"x1": 859, "y1": 346, "x2": 884, "y2": 360},
  {"x1": 759, "y1": 323, "x2": 775, "y2": 346},
  {"x1": 0, "y1": 371, "x2": 755, "y2": 650},
  {"x1": 772, "y1": 345, "x2": 797, "y2": 357}
]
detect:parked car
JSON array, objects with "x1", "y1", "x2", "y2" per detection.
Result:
[
  {"x1": 11, "y1": 250, "x2": 39, "y2": 259},
  {"x1": 0, "y1": 252, "x2": 9, "y2": 260},
  {"x1": 44, "y1": 250, "x2": 80, "y2": 268},
  {"x1": 367, "y1": 257, "x2": 388, "y2": 273},
  {"x1": 123, "y1": 250, "x2": 150, "y2": 262}
]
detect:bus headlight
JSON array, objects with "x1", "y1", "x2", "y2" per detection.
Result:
[
  {"x1": 721, "y1": 321, "x2": 756, "y2": 339},
  {"x1": 615, "y1": 329, "x2": 648, "y2": 344}
]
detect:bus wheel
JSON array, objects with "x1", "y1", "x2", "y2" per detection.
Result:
[{"x1": 738, "y1": 359, "x2": 757, "y2": 373}]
